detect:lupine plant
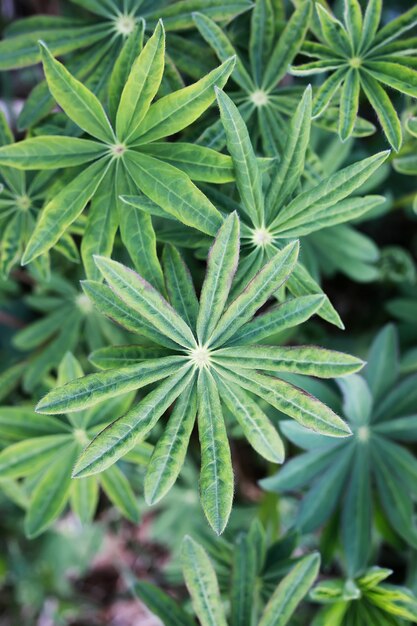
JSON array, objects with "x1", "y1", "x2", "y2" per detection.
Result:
[{"x1": 1, "y1": 0, "x2": 417, "y2": 624}]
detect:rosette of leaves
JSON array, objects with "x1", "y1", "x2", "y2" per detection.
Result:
[
  {"x1": 310, "y1": 567, "x2": 417, "y2": 626},
  {"x1": 35, "y1": 214, "x2": 363, "y2": 534},
  {"x1": 126, "y1": 87, "x2": 388, "y2": 327},
  {"x1": 0, "y1": 353, "x2": 152, "y2": 538},
  {"x1": 261, "y1": 325, "x2": 417, "y2": 576},
  {"x1": 0, "y1": 112, "x2": 80, "y2": 279},
  {"x1": 192, "y1": 0, "x2": 313, "y2": 153},
  {"x1": 12, "y1": 272, "x2": 127, "y2": 392},
  {"x1": 0, "y1": 23, "x2": 236, "y2": 281},
  {"x1": 0, "y1": 0, "x2": 251, "y2": 129},
  {"x1": 291, "y1": 0, "x2": 417, "y2": 150},
  {"x1": 134, "y1": 534, "x2": 320, "y2": 626}
]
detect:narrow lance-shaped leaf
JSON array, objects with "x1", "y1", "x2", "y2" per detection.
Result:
[
  {"x1": 39, "y1": 42, "x2": 114, "y2": 142},
  {"x1": 216, "y1": 89, "x2": 264, "y2": 226},
  {"x1": 209, "y1": 240, "x2": 299, "y2": 347},
  {"x1": 197, "y1": 212, "x2": 240, "y2": 344},
  {"x1": 22, "y1": 157, "x2": 111, "y2": 264},
  {"x1": 217, "y1": 376, "x2": 284, "y2": 463},
  {"x1": 100, "y1": 464, "x2": 140, "y2": 523},
  {"x1": 94, "y1": 255, "x2": 196, "y2": 348},
  {"x1": 108, "y1": 22, "x2": 144, "y2": 122},
  {"x1": 258, "y1": 553, "x2": 321, "y2": 626},
  {"x1": 182, "y1": 536, "x2": 228, "y2": 626},
  {"x1": 131, "y1": 56, "x2": 236, "y2": 144},
  {"x1": 0, "y1": 136, "x2": 106, "y2": 169},
  {"x1": 116, "y1": 21, "x2": 165, "y2": 142},
  {"x1": 162, "y1": 245, "x2": 199, "y2": 330},
  {"x1": 217, "y1": 366, "x2": 351, "y2": 437},
  {"x1": 197, "y1": 368, "x2": 234, "y2": 535},
  {"x1": 36, "y1": 356, "x2": 186, "y2": 414},
  {"x1": 73, "y1": 366, "x2": 194, "y2": 478},
  {"x1": 145, "y1": 382, "x2": 197, "y2": 504}
]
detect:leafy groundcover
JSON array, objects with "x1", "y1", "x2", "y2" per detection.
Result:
[{"x1": 0, "y1": 1, "x2": 417, "y2": 625}]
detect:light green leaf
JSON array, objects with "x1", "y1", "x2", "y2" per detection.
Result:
[
  {"x1": 217, "y1": 366, "x2": 351, "y2": 437},
  {"x1": 0, "y1": 435, "x2": 69, "y2": 478},
  {"x1": 250, "y1": 0, "x2": 275, "y2": 86},
  {"x1": 108, "y1": 22, "x2": 144, "y2": 122},
  {"x1": 22, "y1": 157, "x2": 111, "y2": 264},
  {"x1": 94, "y1": 255, "x2": 196, "y2": 348},
  {"x1": 24, "y1": 443, "x2": 77, "y2": 538},
  {"x1": 258, "y1": 553, "x2": 321, "y2": 626},
  {"x1": 344, "y1": 0, "x2": 363, "y2": 53},
  {"x1": 214, "y1": 346, "x2": 364, "y2": 377},
  {"x1": 70, "y1": 476, "x2": 98, "y2": 523},
  {"x1": 162, "y1": 245, "x2": 199, "y2": 330},
  {"x1": 197, "y1": 213, "x2": 240, "y2": 344},
  {"x1": 125, "y1": 150, "x2": 223, "y2": 235},
  {"x1": 40, "y1": 42, "x2": 114, "y2": 142},
  {"x1": 182, "y1": 535, "x2": 228, "y2": 626},
  {"x1": 197, "y1": 369, "x2": 233, "y2": 535},
  {"x1": 216, "y1": 89, "x2": 264, "y2": 225},
  {"x1": 36, "y1": 356, "x2": 186, "y2": 414},
  {"x1": 116, "y1": 21, "x2": 165, "y2": 142},
  {"x1": 73, "y1": 366, "x2": 194, "y2": 477},
  {"x1": 359, "y1": 0, "x2": 381, "y2": 54},
  {"x1": 145, "y1": 382, "x2": 197, "y2": 504},
  {"x1": 339, "y1": 68, "x2": 360, "y2": 141},
  {"x1": 0, "y1": 136, "x2": 106, "y2": 169},
  {"x1": 209, "y1": 240, "x2": 299, "y2": 347},
  {"x1": 365, "y1": 61, "x2": 417, "y2": 98},
  {"x1": 226, "y1": 295, "x2": 324, "y2": 346},
  {"x1": 360, "y1": 73, "x2": 402, "y2": 151},
  {"x1": 131, "y1": 57, "x2": 236, "y2": 144},
  {"x1": 217, "y1": 377, "x2": 284, "y2": 463},
  {"x1": 100, "y1": 464, "x2": 140, "y2": 522}
]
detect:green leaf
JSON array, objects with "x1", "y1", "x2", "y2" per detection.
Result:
[
  {"x1": 70, "y1": 476, "x2": 98, "y2": 523},
  {"x1": 217, "y1": 377, "x2": 284, "y2": 463},
  {"x1": 36, "y1": 356, "x2": 185, "y2": 414},
  {"x1": 162, "y1": 245, "x2": 199, "y2": 330},
  {"x1": 116, "y1": 21, "x2": 165, "y2": 142},
  {"x1": 100, "y1": 464, "x2": 140, "y2": 523},
  {"x1": 182, "y1": 535, "x2": 228, "y2": 626},
  {"x1": 344, "y1": 0, "x2": 363, "y2": 54},
  {"x1": 39, "y1": 42, "x2": 114, "y2": 142},
  {"x1": 89, "y1": 346, "x2": 171, "y2": 369},
  {"x1": 316, "y1": 4, "x2": 351, "y2": 55},
  {"x1": 311, "y1": 67, "x2": 346, "y2": 118},
  {"x1": 125, "y1": 150, "x2": 223, "y2": 235},
  {"x1": 250, "y1": 0, "x2": 275, "y2": 86},
  {"x1": 342, "y1": 445, "x2": 372, "y2": 577},
  {"x1": 359, "y1": 0, "x2": 381, "y2": 54},
  {"x1": 24, "y1": 443, "x2": 77, "y2": 538},
  {"x1": 365, "y1": 61, "x2": 417, "y2": 98},
  {"x1": 133, "y1": 581, "x2": 196, "y2": 626},
  {"x1": 226, "y1": 295, "x2": 325, "y2": 345},
  {"x1": 94, "y1": 255, "x2": 196, "y2": 348},
  {"x1": 214, "y1": 346, "x2": 364, "y2": 377},
  {"x1": 365, "y1": 324, "x2": 398, "y2": 404},
  {"x1": 266, "y1": 86, "x2": 312, "y2": 214},
  {"x1": 73, "y1": 367, "x2": 194, "y2": 477},
  {"x1": 22, "y1": 157, "x2": 111, "y2": 264},
  {"x1": 230, "y1": 532, "x2": 257, "y2": 626},
  {"x1": 209, "y1": 240, "x2": 299, "y2": 347},
  {"x1": 197, "y1": 369, "x2": 233, "y2": 535},
  {"x1": 131, "y1": 57, "x2": 236, "y2": 144},
  {"x1": 271, "y1": 151, "x2": 389, "y2": 229},
  {"x1": 0, "y1": 435, "x2": 69, "y2": 478},
  {"x1": 197, "y1": 213, "x2": 240, "y2": 344},
  {"x1": 81, "y1": 280, "x2": 180, "y2": 349},
  {"x1": 192, "y1": 12, "x2": 255, "y2": 93},
  {"x1": 0, "y1": 136, "x2": 106, "y2": 169},
  {"x1": 145, "y1": 382, "x2": 197, "y2": 504},
  {"x1": 263, "y1": 0, "x2": 313, "y2": 91},
  {"x1": 217, "y1": 367, "x2": 351, "y2": 437},
  {"x1": 139, "y1": 142, "x2": 234, "y2": 183},
  {"x1": 108, "y1": 22, "x2": 144, "y2": 122},
  {"x1": 216, "y1": 89, "x2": 264, "y2": 226},
  {"x1": 360, "y1": 73, "x2": 402, "y2": 151},
  {"x1": 371, "y1": 5, "x2": 417, "y2": 52},
  {"x1": 258, "y1": 553, "x2": 321, "y2": 626},
  {"x1": 339, "y1": 69, "x2": 360, "y2": 141}
]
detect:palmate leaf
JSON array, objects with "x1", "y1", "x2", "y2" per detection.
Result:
[
  {"x1": 291, "y1": 0, "x2": 417, "y2": 148},
  {"x1": 0, "y1": 29, "x2": 235, "y2": 273},
  {"x1": 36, "y1": 214, "x2": 359, "y2": 533}
]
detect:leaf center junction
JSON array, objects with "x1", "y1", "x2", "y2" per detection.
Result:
[
  {"x1": 75, "y1": 293, "x2": 94, "y2": 315},
  {"x1": 251, "y1": 226, "x2": 273, "y2": 248},
  {"x1": 357, "y1": 425, "x2": 370, "y2": 442},
  {"x1": 189, "y1": 345, "x2": 211, "y2": 369},
  {"x1": 250, "y1": 90, "x2": 269, "y2": 107},
  {"x1": 114, "y1": 14, "x2": 136, "y2": 36}
]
